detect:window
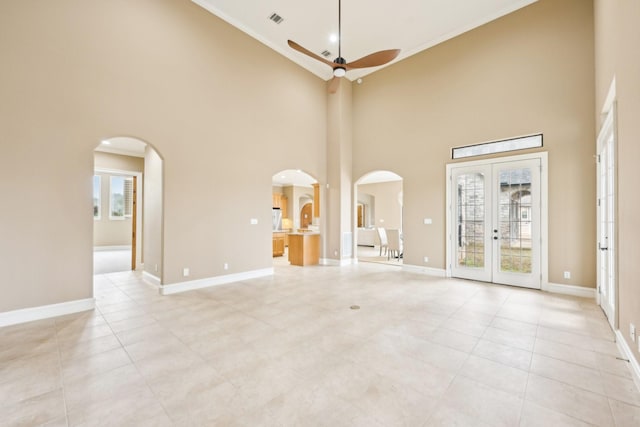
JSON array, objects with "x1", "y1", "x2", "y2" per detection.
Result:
[
  {"x1": 452, "y1": 134, "x2": 543, "y2": 159},
  {"x1": 93, "y1": 175, "x2": 101, "y2": 220},
  {"x1": 110, "y1": 176, "x2": 133, "y2": 220}
]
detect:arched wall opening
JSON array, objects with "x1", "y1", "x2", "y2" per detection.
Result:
[
  {"x1": 93, "y1": 137, "x2": 164, "y2": 283},
  {"x1": 354, "y1": 170, "x2": 404, "y2": 265},
  {"x1": 271, "y1": 169, "x2": 320, "y2": 265}
]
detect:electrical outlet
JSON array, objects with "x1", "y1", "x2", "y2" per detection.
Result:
[
  {"x1": 631, "y1": 324, "x2": 636, "y2": 342},
  {"x1": 423, "y1": 218, "x2": 432, "y2": 225},
  {"x1": 563, "y1": 271, "x2": 571, "y2": 279},
  {"x1": 182, "y1": 268, "x2": 189, "y2": 277},
  {"x1": 250, "y1": 218, "x2": 258, "y2": 225},
  {"x1": 224, "y1": 263, "x2": 229, "y2": 270},
  {"x1": 423, "y1": 256, "x2": 429, "y2": 263}
]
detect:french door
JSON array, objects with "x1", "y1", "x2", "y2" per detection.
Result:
[
  {"x1": 597, "y1": 107, "x2": 616, "y2": 327},
  {"x1": 449, "y1": 156, "x2": 542, "y2": 289}
]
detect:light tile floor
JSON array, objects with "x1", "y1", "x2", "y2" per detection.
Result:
[
  {"x1": 357, "y1": 245, "x2": 404, "y2": 266},
  {"x1": 93, "y1": 249, "x2": 132, "y2": 275},
  {"x1": 2, "y1": 263, "x2": 640, "y2": 426}
]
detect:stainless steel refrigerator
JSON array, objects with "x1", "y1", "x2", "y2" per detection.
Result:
[{"x1": 272, "y1": 208, "x2": 282, "y2": 231}]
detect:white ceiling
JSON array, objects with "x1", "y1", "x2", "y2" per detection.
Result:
[
  {"x1": 192, "y1": 0, "x2": 537, "y2": 80},
  {"x1": 95, "y1": 137, "x2": 146, "y2": 158}
]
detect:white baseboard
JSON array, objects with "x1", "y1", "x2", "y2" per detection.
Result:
[
  {"x1": 544, "y1": 282, "x2": 596, "y2": 299},
  {"x1": 0, "y1": 298, "x2": 95, "y2": 328},
  {"x1": 142, "y1": 271, "x2": 161, "y2": 287},
  {"x1": 615, "y1": 330, "x2": 640, "y2": 393},
  {"x1": 93, "y1": 245, "x2": 131, "y2": 251},
  {"x1": 160, "y1": 268, "x2": 273, "y2": 295},
  {"x1": 402, "y1": 264, "x2": 447, "y2": 277},
  {"x1": 320, "y1": 258, "x2": 354, "y2": 266}
]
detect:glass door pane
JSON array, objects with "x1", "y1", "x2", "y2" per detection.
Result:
[
  {"x1": 451, "y1": 165, "x2": 491, "y2": 282},
  {"x1": 492, "y1": 159, "x2": 541, "y2": 289},
  {"x1": 457, "y1": 172, "x2": 485, "y2": 268},
  {"x1": 497, "y1": 168, "x2": 532, "y2": 274}
]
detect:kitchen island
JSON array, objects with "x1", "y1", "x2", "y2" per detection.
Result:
[
  {"x1": 272, "y1": 232, "x2": 286, "y2": 257},
  {"x1": 287, "y1": 232, "x2": 320, "y2": 266}
]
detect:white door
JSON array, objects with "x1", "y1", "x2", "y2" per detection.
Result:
[
  {"x1": 597, "y1": 108, "x2": 616, "y2": 327},
  {"x1": 450, "y1": 157, "x2": 542, "y2": 289}
]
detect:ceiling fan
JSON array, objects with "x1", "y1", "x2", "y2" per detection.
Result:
[{"x1": 287, "y1": 0, "x2": 400, "y2": 93}]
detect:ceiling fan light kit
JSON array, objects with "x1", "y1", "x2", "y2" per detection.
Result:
[{"x1": 287, "y1": 0, "x2": 400, "y2": 92}]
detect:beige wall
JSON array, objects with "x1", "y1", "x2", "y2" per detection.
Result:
[
  {"x1": 143, "y1": 147, "x2": 163, "y2": 279},
  {"x1": 352, "y1": 0, "x2": 595, "y2": 286},
  {"x1": 0, "y1": 0, "x2": 326, "y2": 311},
  {"x1": 357, "y1": 181, "x2": 403, "y2": 231},
  {"x1": 93, "y1": 152, "x2": 144, "y2": 247},
  {"x1": 94, "y1": 151, "x2": 144, "y2": 173},
  {"x1": 326, "y1": 79, "x2": 354, "y2": 259},
  {"x1": 594, "y1": 0, "x2": 640, "y2": 364}
]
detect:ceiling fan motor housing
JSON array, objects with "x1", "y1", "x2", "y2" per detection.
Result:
[{"x1": 333, "y1": 57, "x2": 347, "y2": 77}]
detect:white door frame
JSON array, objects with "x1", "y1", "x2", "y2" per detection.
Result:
[
  {"x1": 596, "y1": 78, "x2": 618, "y2": 328},
  {"x1": 446, "y1": 152, "x2": 548, "y2": 289}
]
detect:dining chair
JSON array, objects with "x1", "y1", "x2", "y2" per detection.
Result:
[
  {"x1": 376, "y1": 227, "x2": 389, "y2": 257},
  {"x1": 386, "y1": 229, "x2": 403, "y2": 261}
]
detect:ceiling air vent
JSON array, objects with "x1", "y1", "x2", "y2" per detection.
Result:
[
  {"x1": 321, "y1": 50, "x2": 332, "y2": 57},
  {"x1": 268, "y1": 12, "x2": 284, "y2": 24}
]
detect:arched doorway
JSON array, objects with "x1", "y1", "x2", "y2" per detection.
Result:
[
  {"x1": 354, "y1": 170, "x2": 403, "y2": 265},
  {"x1": 271, "y1": 169, "x2": 319, "y2": 265},
  {"x1": 93, "y1": 137, "x2": 163, "y2": 281},
  {"x1": 300, "y1": 203, "x2": 313, "y2": 228}
]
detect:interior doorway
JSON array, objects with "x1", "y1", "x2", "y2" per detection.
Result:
[
  {"x1": 300, "y1": 203, "x2": 313, "y2": 228},
  {"x1": 357, "y1": 204, "x2": 365, "y2": 228},
  {"x1": 354, "y1": 170, "x2": 404, "y2": 265},
  {"x1": 93, "y1": 168, "x2": 142, "y2": 274},
  {"x1": 93, "y1": 137, "x2": 163, "y2": 278},
  {"x1": 271, "y1": 169, "x2": 319, "y2": 266}
]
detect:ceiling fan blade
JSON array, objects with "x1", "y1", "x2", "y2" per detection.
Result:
[
  {"x1": 287, "y1": 40, "x2": 335, "y2": 68},
  {"x1": 346, "y1": 49, "x2": 401, "y2": 70},
  {"x1": 328, "y1": 76, "x2": 340, "y2": 94}
]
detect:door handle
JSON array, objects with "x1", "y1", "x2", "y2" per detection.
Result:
[
  {"x1": 599, "y1": 242, "x2": 608, "y2": 251},
  {"x1": 600, "y1": 246, "x2": 608, "y2": 251}
]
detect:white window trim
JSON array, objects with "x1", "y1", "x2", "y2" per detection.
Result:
[{"x1": 452, "y1": 134, "x2": 543, "y2": 159}]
